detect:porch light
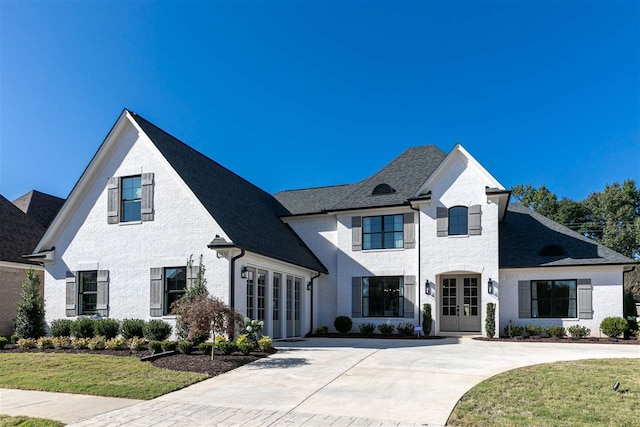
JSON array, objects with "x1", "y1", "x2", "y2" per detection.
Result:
[
  {"x1": 488, "y1": 278, "x2": 494, "y2": 294},
  {"x1": 307, "y1": 281, "x2": 312, "y2": 291},
  {"x1": 241, "y1": 266, "x2": 249, "y2": 279},
  {"x1": 425, "y1": 280, "x2": 431, "y2": 295}
]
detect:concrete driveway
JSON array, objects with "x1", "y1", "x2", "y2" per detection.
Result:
[{"x1": 61, "y1": 336, "x2": 639, "y2": 426}]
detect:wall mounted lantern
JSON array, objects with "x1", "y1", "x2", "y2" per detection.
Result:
[
  {"x1": 307, "y1": 282, "x2": 313, "y2": 291},
  {"x1": 425, "y1": 280, "x2": 431, "y2": 295},
  {"x1": 241, "y1": 266, "x2": 250, "y2": 279},
  {"x1": 488, "y1": 278, "x2": 494, "y2": 294}
]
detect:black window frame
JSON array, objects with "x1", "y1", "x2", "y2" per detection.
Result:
[
  {"x1": 531, "y1": 279, "x2": 577, "y2": 318},
  {"x1": 273, "y1": 273, "x2": 281, "y2": 322},
  {"x1": 448, "y1": 206, "x2": 468, "y2": 235},
  {"x1": 361, "y1": 276, "x2": 404, "y2": 318},
  {"x1": 121, "y1": 175, "x2": 142, "y2": 222},
  {"x1": 164, "y1": 266, "x2": 187, "y2": 315},
  {"x1": 362, "y1": 214, "x2": 404, "y2": 250},
  {"x1": 78, "y1": 270, "x2": 98, "y2": 315}
]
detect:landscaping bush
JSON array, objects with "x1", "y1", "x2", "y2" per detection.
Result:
[
  {"x1": 315, "y1": 326, "x2": 329, "y2": 335},
  {"x1": 17, "y1": 338, "x2": 36, "y2": 349},
  {"x1": 94, "y1": 319, "x2": 121, "y2": 340},
  {"x1": 214, "y1": 335, "x2": 228, "y2": 349},
  {"x1": 120, "y1": 319, "x2": 146, "y2": 339},
  {"x1": 503, "y1": 324, "x2": 523, "y2": 338},
  {"x1": 0, "y1": 337, "x2": 8, "y2": 349},
  {"x1": 334, "y1": 316, "x2": 353, "y2": 334},
  {"x1": 546, "y1": 325, "x2": 566, "y2": 338},
  {"x1": 243, "y1": 318, "x2": 264, "y2": 345},
  {"x1": 485, "y1": 303, "x2": 495, "y2": 339},
  {"x1": 15, "y1": 269, "x2": 46, "y2": 339},
  {"x1": 71, "y1": 318, "x2": 96, "y2": 339},
  {"x1": 36, "y1": 337, "x2": 54, "y2": 349},
  {"x1": 178, "y1": 341, "x2": 194, "y2": 354},
  {"x1": 198, "y1": 342, "x2": 214, "y2": 354},
  {"x1": 143, "y1": 320, "x2": 172, "y2": 341},
  {"x1": 52, "y1": 336, "x2": 72, "y2": 349},
  {"x1": 71, "y1": 338, "x2": 89, "y2": 349},
  {"x1": 359, "y1": 323, "x2": 376, "y2": 335},
  {"x1": 525, "y1": 324, "x2": 544, "y2": 336},
  {"x1": 148, "y1": 340, "x2": 163, "y2": 353},
  {"x1": 377, "y1": 323, "x2": 395, "y2": 335},
  {"x1": 161, "y1": 340, "x2": 178, "y2": 352},
  {"x1": 49, "y1": 319, "x2": 74, "y2": 337},
  {"x1": 567, "y1": 325, "x2": 590, "y2": 339},
  {"x1": 105, "y1": 337, "x2": 127, "y2": 350},
  {"x1": 623, "y1": 290, "x2": 638, "y2": 337},
  {"x1": 397, "y1": 322, "x2": 415, "y2": 336},
  {"x1": 236, "y1": 334, "x2": 253, "y2": 355},
  {"x1": 257, "y1": 336, "x2": 273, "y2": 352},
  {"x1": 600, "y1": 317, "x2": 628, "y2": 338},
  {"x1": 127, "y1": 337, "x2": 146, "y2": 351},
  {"x1": 10, "y1": 334, "x2": 18, "y2": 344},
  {"x1": 218, "y1": 340, "x2": 236, "y2": 355},
  {"x1": 87, "y1": 336, "x2": 106, "y2": 350},
  {"x1": 423, "y1": 303, "x2": 433, "y2": 336}
]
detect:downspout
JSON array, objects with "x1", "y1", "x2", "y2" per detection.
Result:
[
  {"x1": 307, "y1": 271, "x2": 321, "y2": 336},
  {"x1": 229, "y1": 249, "x2": 245, "y2": 339},
  {"x1": 410, "y1": 203, "x2": 421, "y2": 326}
]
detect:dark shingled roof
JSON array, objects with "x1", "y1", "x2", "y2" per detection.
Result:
[
  {"x1": 275, "y1": 145, "x2": 447, "y2": 214},
  {"x1": 12, "y1": 190, "x2": 65, "y2": 228},
  {"x1": 500, "y1": 203, "x2": 635, "y2": 268},
  {"x1": 129, "y1": 112, "x2": 327, "y2": 273},
  {"x1": 0, "y1": 195, "x2": 46, "y2": 264}
]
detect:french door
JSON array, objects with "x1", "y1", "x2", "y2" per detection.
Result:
[{"x1": 440, "y1": 275, "x2": 481, "y2": 332}]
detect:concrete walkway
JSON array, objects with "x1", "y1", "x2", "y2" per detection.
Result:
[{"x1": 2, "y1": 337, "x2": 638, "y2": 426}]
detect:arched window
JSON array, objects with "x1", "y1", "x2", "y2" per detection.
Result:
[
  {"x1": 372, "y1": 183, "x2": 395, "y2": 195},
  {"x1": 539, "y1": 244, "x2": 566, "y2": 257},
  {"x1": 448, "y1": 206, "x2": 468, "y2": 235}
]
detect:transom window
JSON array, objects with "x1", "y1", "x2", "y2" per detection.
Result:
[
  {"x1": 165, "y1": 267, "x2": 186, "y2": 315},
  {"x1": 532, "y1": 280, "x2": 577, "y2": 318},
  {"x1": 448, "y1": 206, "x2": 468, "y2": 235},
  {"x1": 121, "y1": 176, "x2": 142, "y2": 222},
  {"x1": 79, "y1": 271, "x2": 97, "y2": 315},
  {"x1": 363, "y1": 215, "x2": 403, "y2": 250},
  {"x1": 362, "y1": 276, "x2": 403, "y2": 317}
]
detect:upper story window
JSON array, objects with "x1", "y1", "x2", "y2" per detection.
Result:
[
  {"x1": 121, "y1": 176, "x2": 142, "y2": 222},
  {"x1": 79, "y1": 270, "x2": 97, "y2": 315},
  {"x1": 531, "y1": 280, "x2": 577, "y2": 318},
  {"x1": 164, "y1": 267, "x2": 186, "y2": 315},
  {"x1": 363, "y1": 215, "x2": 403, "y2": 250},
  {"x1": 448, "y1": 206, "x2": 468, "y2": 235}
]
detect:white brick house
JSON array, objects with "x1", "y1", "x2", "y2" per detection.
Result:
[{"x1": 31, "y1": 110, "x2": 635, "y2": 338}]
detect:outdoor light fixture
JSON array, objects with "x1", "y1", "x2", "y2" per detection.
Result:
[
  {"x1": 307, "y1": 282, "x2": 313, "y2": 291},
  {"x1": 425, "y1": 280, "x2": 431, "y2": 295},
  {"x1": 241, "y1": 266, "x2": 249, "y2": 279},
  {"x1": 488, "y1": 278, "x2": 494, "y2": 294}
]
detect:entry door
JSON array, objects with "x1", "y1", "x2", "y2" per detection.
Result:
[{"x1": 440, "y1": 275, "x2": 481, "y2": 332}]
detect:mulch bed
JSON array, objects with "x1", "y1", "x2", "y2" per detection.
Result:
[
  {"x1": 474, "y1": 336, "x2": 640, "y2": 345},
  {"x1": 309, "y1": 333, "x2": 446, "y2": 339}
]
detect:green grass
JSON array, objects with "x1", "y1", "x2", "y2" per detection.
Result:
[
  {"x1": 0, "y1": 353, "x2": 208, "y2": 400},
  {"x1": 448, "y1": 358, "x2": 640, "y2": 427},
  {"x1": 0, "y1": 415, "x2": 64, "y2": 427}
]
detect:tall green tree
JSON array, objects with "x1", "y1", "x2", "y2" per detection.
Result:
[
  {"x1": 15, "y1": 269, "x2": 46, "y2": 339},
  {"x1": 511, "y1": 184, "x2": 559, "y2": 219}
]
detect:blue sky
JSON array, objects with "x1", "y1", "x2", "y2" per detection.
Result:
[{"x1": 1, "y1": 1, "x2": 638, "y2": 203}]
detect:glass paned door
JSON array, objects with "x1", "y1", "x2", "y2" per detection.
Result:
[
  {"x1": 440, "y1": 278, "x2": 458, "y2": 331},
  {"x1": 440, "y1": 275, "x2": 481, "y2": 332}
]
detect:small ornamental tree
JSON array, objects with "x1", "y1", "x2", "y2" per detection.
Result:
[
  {"x1": 485, "y1": 303, "x2": 496, "y2": 339},
  {"x1": 176, "y1": 294, "x2": 243, "y2": 359},
  {"x1": 422, "y1": 304, "x2": 432, "y2": 336},
  {"x1": 15, "y1": 269, "x2": 46, "y2": 339},
  {"x1": 173, "y1": 255, "x2": 209, "y2": 342}
]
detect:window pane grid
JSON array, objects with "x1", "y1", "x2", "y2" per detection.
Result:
[
  {"x1": 273, "y1": 274, "x2": 281, "y2": 321},
  {"x1": 121, "y1": 176, "x2": 142, "y2": 222},
  {"x1": 531, "y1": 280, "x2": 577, "y2": 318},
  {"x1": 362, "y1": 276, "x2": 403, "y2": 317},
  {"x1": 363, "y1": 215, "x2": 404, "y2": 250},
  {"x1": 79, "y1": 271, "x2": 97, "y2": 315},
  {"x1": 165, "y1": 267, "x2": 186, "y2": 315}
]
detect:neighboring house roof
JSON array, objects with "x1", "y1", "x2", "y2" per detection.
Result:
[
  {"x1": 275, "y1": 145, "x2": 447, "y2": 215},
  {"x1": 0, "y1": 195, "x2": 46, "y2": 264},
  {"x1": 12, "y1": 190, "x2": 65, "y2": 228},
  {"x1": 500, "y1": 203, "x2": 635, "y2": 268},
  {"x1": 128, "y1": 112, "x2": 328, "y2": 274}
]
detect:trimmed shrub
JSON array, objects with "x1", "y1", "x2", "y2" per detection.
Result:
[
  {"x1": 377, "y1": 323, "x2": 395, "y2": 335},
  {"x1": 94, "y1": 319, "x2": 121, "y2": 340},
  {"x1": 236, "y1": 334, "x2": 253, "y2": 355},
  {"x1": 214, "y1": 335, "x2": 228, "y2": 349},
  {"x1": 17, "y1": 338, "x2": 37, "y2": 349},
  {"x1": 143, "y1": 320, "x2": 172, "y2": 341},
  {"x1": 359, "y1": 323, "x2": 376, "y2": 335},
  {"x1": 72, "y1": 338, "x2": 89, "y2": 349},
  {"x1": 315, "y1": 326, "x2": 329, "y2": 335},
  {"x1": 198, "y1": 342, "x2": 214, "y2": 354},
  {"x1": 161, "y1": 340, "x2": 177, "y2": 352},
  {"x1": 87, "y1": 336, "x2": 106, "y2": 350},
  {"x1": 36, "y1": 337, "x2": 54, "y2": 349},
  {"x1": 52, "y1": 336, "x2": 72, "y2": 349},
  {"x1": 485, "y1": 303, "x2": 495, "y2": 339},
  {"x1": 71, "y1": 318, "x2": 96, "y2": 339},
  {"x1": 128, "y1": 337, "x2": 146, "y2": 351},
  {"x1": 397, "y1": 322, "x2": 415, "y2": 336},
  {"x1": 623, "y1": 290, "x2": 638, "y2": 336},
  {"x1": 546, "y1": 326, "x2": 566, "y2": 338},
  {"x1": 218, "y1": 340, "x2": 236, "y2": 355},
  {"x1": 334, "y1": 316, "x2": 353, "y2": 334},
  {"x1": 50, "y1": 319, "x2": 74, "y2": 337},
  {"x1": 178, "y1": 341, "x2": 194, "y2": 354},
  {"x1": 257, "y1": 336, "x2": 273, "y2": 352},
  {"x1": 525, "y1": 324, "x2": 544, "y2": 336},
  {"x1": 0, "y1": 337, "x2": 8, "y2": 349},
  {"x1": 10, "y1": 335, "x2": 18, "y2": 344},
  {"x1": 567, "y1": 325, "x2": 590, "y2": 339},
  {"x1": 423, "y1": 303, "x2": 433, "y2": 336},
  {"x1": 120, "y1": 319, "x2": 146, "y2": 340},
  {"x1": 148, "y1": 340, "x2": 162, "y2": 353},
  {"x1": 504, "y1": 324, "x2": 523, "y2": 338},
  {"x1": 600, "y1": 317, "x2": 628, "y2": 338},
  {"x1": 105, "y1": 337, "x2": 127, "y2": 350}
]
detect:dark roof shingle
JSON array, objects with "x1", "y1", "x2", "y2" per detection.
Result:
[
  {"x1": 12, "y1": 190, "x2": 65, "y2": 228},
  {"x1": 0, "y1": 195, "x2": 46, "y2": 264}
]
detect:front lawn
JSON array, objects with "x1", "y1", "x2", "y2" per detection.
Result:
[
  {"x1": 448, "y1": 358, "x2": 640, "y2": 426},
  {"x1": 0, "y1": 415, "x2": 64, "y2": 427},
  {"x1": 0, "y1": 353, "x2": 208, "y2": 400}
]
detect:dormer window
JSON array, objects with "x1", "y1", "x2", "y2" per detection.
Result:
[
  {"x1": 539, "y1": 244, "x2": 566, "y2": 257},
  {"x1": 372, "y1": 183, "x2": 395, "y2": 195}
]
